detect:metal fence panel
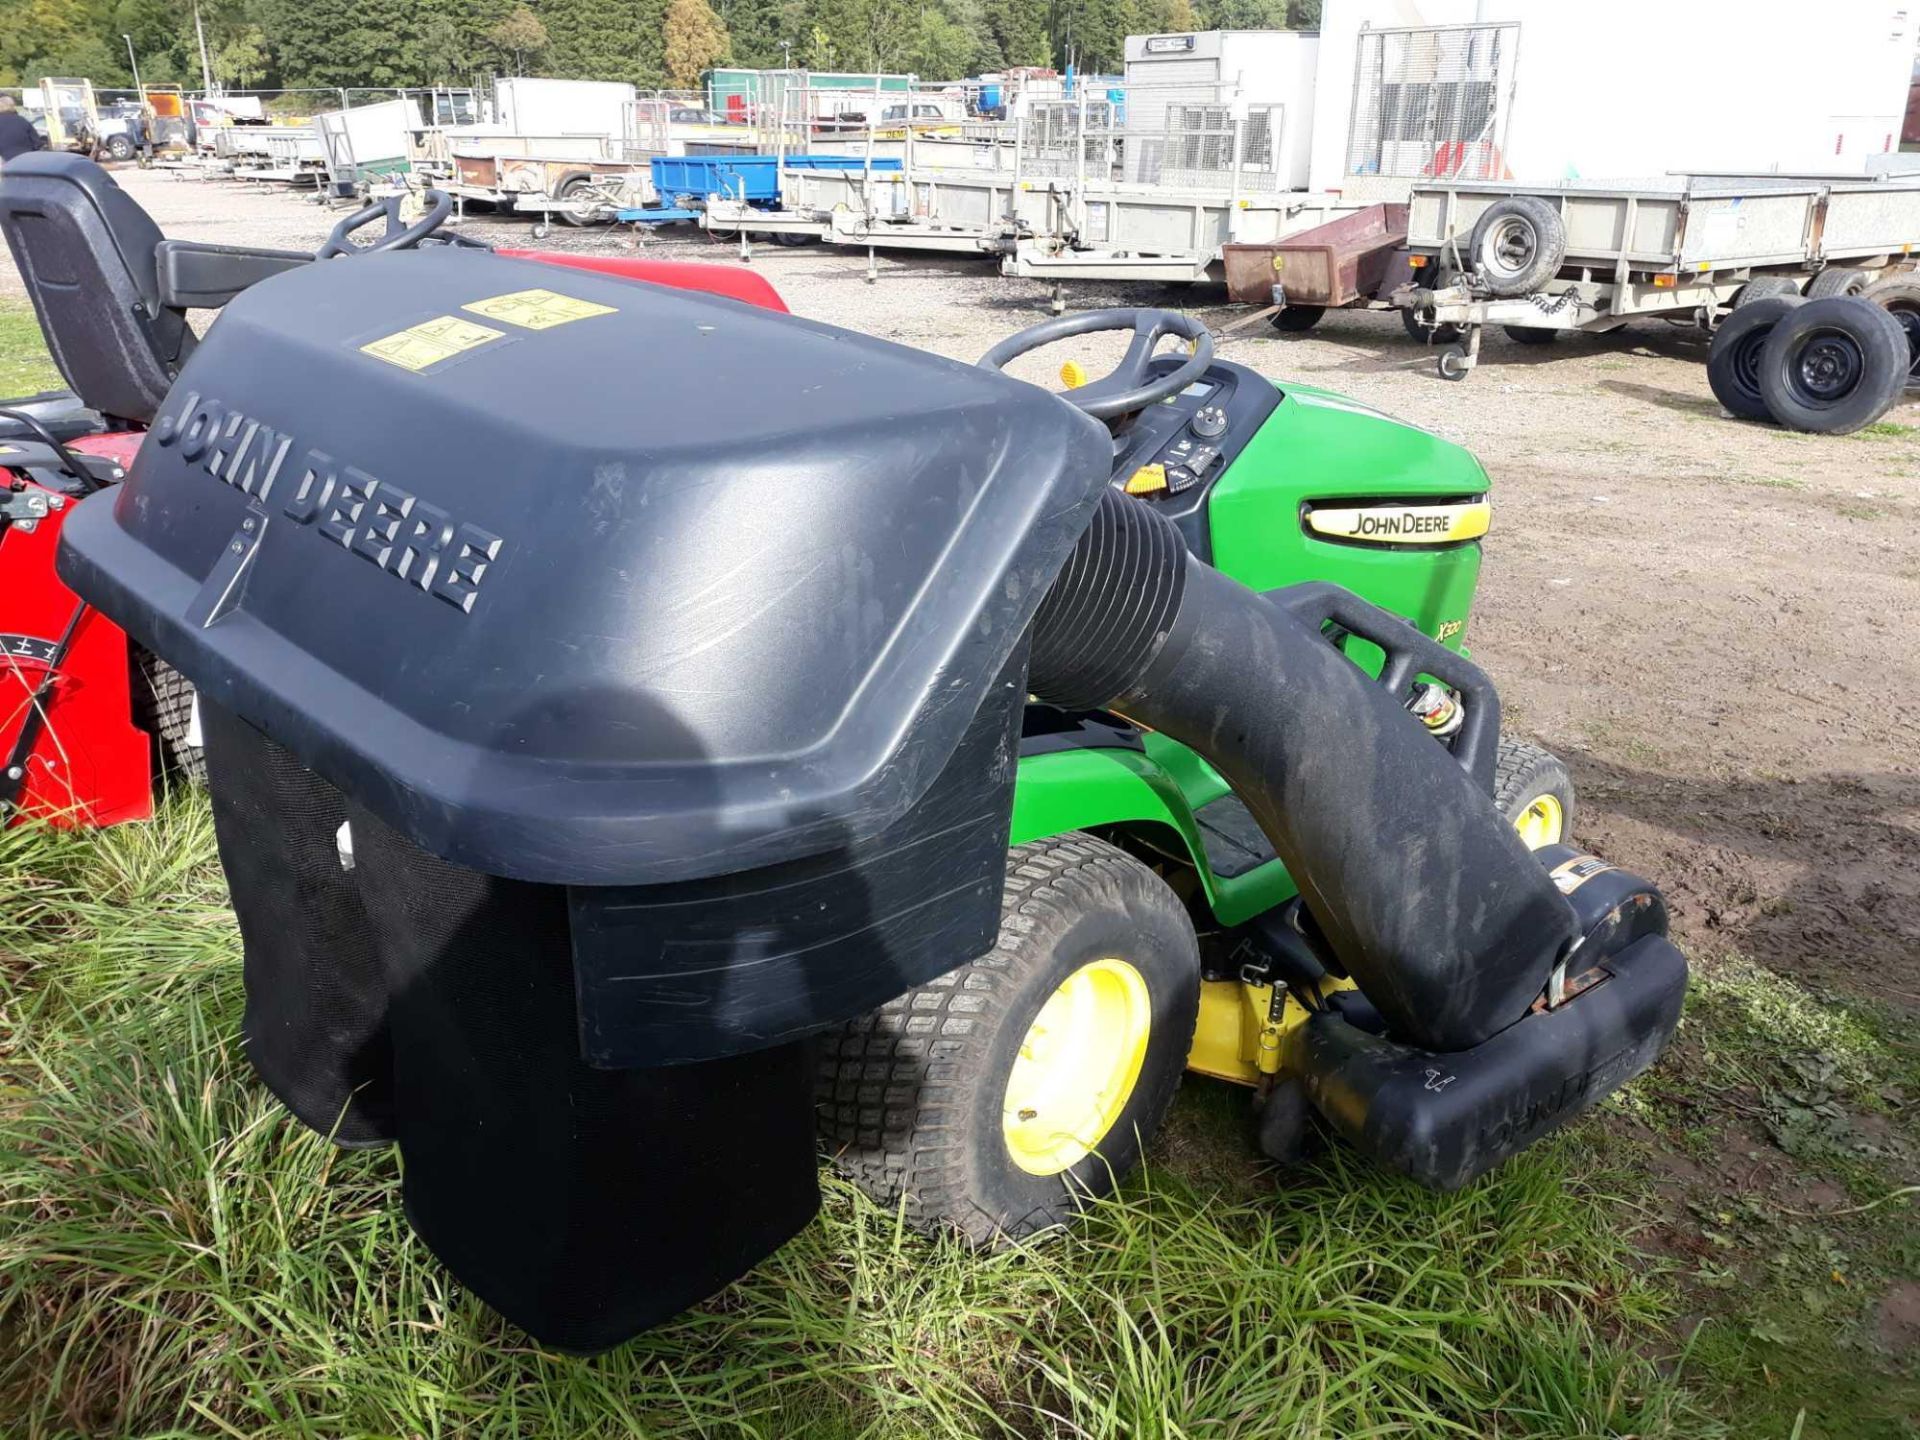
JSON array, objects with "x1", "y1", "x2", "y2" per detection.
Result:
[{"x1": 1344, "y1": 24, "x2": 1519, "y2": 182}]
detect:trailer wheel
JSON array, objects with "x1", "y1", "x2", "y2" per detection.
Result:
[
  {"x1": 1732, "y1": 275, "x2": 1803, "y2": 309},
  {"x1": 1758, "y1": 296, "x2": 1909, "y2": 434},
  {"x1": 816, "y1": 834, "x2": 1201, "y2": 1245},
  {"x1": 1270, "y1": 304, "x2": 1326, "y2": 333},
  {"x1": 1807, "y1": 267, "x2": 1871, "y2": 300},
  {"x1": 530, "y1": 222, "x2": 551, "y2": 241},
  {"x1": 1861, "y1": 275, "x2": 1920, "y2": 384},
  {"x1": 1708, "y1": 295, "x2": 1804, "y2": 421},
  {"x1": 1494, "y1": 737, "x2": 1576, "y2": 850},
  {"x1": 1437, "y1": 344, "x2": 1472, "y2": 380},
  {"x1": 1400, "y1": 307, "x2": 1463, "y2": 346},
  {"x1": 1502, "y1": 325, "x2": 1557, "y2": 345},
  {"x1": 1468, "y1": 196, "x2": 1566, "y2": 298},
  {"x1": 104, "y1": 134, "x2": 135, "y2": 162},
  {"x1": 555, "y1": 175, "x2": 597, "y2": 227},
  {"x1": 773, "y1": 230, "x2": 816, "y2": 247}
]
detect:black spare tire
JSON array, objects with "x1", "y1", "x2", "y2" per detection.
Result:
[
  {"x1": 1732, "y1": 275, "x2": 1802, "y2": 309},
  {"x1": 1862, "y1": 275, "x2": 1920, "y2": 385},
  {"x1": 1468, "y1": 195, "x2": 1567, "y2": 298},
  {"x1": 1806, "y1": 267, "x2": 1871, "y2": 300},
  {"x1": 1757, "y1": 296, "x2": 1909, "y2": 434},
  {"x1": 1708, "y1": 294, "x2": 1803, "y2": 422}
]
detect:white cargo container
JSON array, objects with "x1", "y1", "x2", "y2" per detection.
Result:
[
  {"x1": 493, "y1": 78, "x2": 637, "y2": 137},
  {"x1": 1122, "y1": 31, "x2": 1319, "y2": 191},
  {"x1": 313, "y1": 97, "x2": 423, "y2": 184},
  {"x1": 1309, "y1": 0, "x2": 1920, "y2": 194}
]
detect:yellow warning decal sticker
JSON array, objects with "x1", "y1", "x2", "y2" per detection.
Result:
[
  {"x1": 462, "y1": 288, "x2": 618, "y2": 331},
  {"x1": 1548, "y1": 854, "x2": 1617, "y2": 895},
  {"x1": 1305, "y1": 499, "x2": 1491, "y2": 546},
  {"x1": 361, "y1": 315, "x2": 504, "y2": 372}
]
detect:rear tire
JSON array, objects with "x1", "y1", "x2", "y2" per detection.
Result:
[
  {"x1": 1758, "y1": 296, "x2": 1909, "y2": 434},
  {"x1": 816, "y1": 834, "x2": 1202, "y2": 1245},
  {"x1": 1806, "y1": 267, "x2": 1871, "y2": 300},
  {"x1": 1468, "y1": 195, "x2": 1567, "y2": 298},
  {"x1": 1708, "y1": 295, "x2": 1803, "y2": 421},
  {"x1": 1271, "y1": 304, "x2": 1326, "y2": 333},
  {"x1": 1494, "y1": 737, "x2": 1576, "y2": 850},
  {"x1": 130, "y1": 650, "x2": 206, "y2": 786}
]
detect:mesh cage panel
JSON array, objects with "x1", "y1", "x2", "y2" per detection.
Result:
[
  {"x1": 1344, "y1": 24, "x2": 1519, "y2": 182},
  {"x1": 344, "y1": 802, "x2": 821, "y2": 1353},
  {"x1": 201, "y1": 702, "x2": 821, "y2": 1351},
  {"x1": 202, "y1": 702, "x2": 394, "y2": 1146}
]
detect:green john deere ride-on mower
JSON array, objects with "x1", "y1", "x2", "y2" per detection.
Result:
[{"x1": 5, "y1": 155, "x2": 1687, "y2": 1354}]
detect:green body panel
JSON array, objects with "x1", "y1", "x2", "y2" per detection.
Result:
[{"x1": 1010, "y1": 381, "x2": 1493, "y2": 926}]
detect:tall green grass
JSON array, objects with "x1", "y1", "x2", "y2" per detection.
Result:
[
  {"x1": 1, "y1": 798, "x2": 1716, "y2": 1438},
  {"x1": 0, "y1": 298, "x2": 60, "y2": 396}
]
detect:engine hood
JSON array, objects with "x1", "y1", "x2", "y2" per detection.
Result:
[{"x1": 59, "y1": 249, "x2": 1111, "y2": 884}]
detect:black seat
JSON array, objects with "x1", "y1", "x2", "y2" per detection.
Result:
[{"x1": 0, "y1": 153, "x2": 191, "y2": 426}]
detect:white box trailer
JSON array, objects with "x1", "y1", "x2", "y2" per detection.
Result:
[
  {"x1": 492, "y1": 78, "x2": 637, "y2": 137},
  {"x1": 1309, "y1": 0, "x2": 1920, "y2": 195},
  {"x1": 313, "y1": 97, "x2": 423, "y2": 186},
  {"x1": 1123, "y1": 31, "x2": 1319, "y2": 191}
]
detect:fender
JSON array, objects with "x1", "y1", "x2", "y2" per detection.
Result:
[{"x1": 1012, "y1": 736, "x2": 1298, "y2": 926}]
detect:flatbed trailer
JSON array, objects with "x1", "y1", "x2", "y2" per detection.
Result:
[
  {"x1": 444, "y1": 149, "x2": 654, "y2": 235},
  {"x1": 1394, "y1": 174, "x2": 1920, "y2": 378}
]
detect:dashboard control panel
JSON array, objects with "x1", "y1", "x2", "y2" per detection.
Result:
[{"x1": 1108, "y1": 356, "x2": 1282, "y2": 562}]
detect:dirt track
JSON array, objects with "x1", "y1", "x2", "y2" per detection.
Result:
[{"x1": 7, "y1": 167, "x2": 1918, "y2": 1007}]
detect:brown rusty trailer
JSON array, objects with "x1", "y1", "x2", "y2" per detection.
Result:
[{"x1": 1221, "y1": 204, "x2": 1410, "y2": 331}]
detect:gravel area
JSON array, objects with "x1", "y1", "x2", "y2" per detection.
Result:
[{"x1": 6, "y1": 164, "x2": 1918, "y2": 1006}]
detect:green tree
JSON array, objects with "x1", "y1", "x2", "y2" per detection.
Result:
[
  {"x1": 420, "y1": 12, "x2": 467, "y2": 82},
  {"x1": 487, "y1": 5, "x2": 549, "y2": 74},
  {"x1": 214, "y1": 22, "x2": 269, "y2": 87},
  {"x1": 912, "y1": 6, "x2": 973, "y2": 80},
  {"x1": 663, "y1": 0, "x2": 728, "y2": 86},
  {"x1": 802, "y1": 21, "x2": 834, "y2": 68},
  {"x1": 1196, "y1": 0, "x2": 1286, "y2": 29},
  {"x1": 541, "y1": 0, "x2": 665, "y2": 88},
  {"x1": 981, "y1": 0, "x2": 1045, "y2": 69}
]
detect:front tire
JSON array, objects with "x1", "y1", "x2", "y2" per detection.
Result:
[
  {"x1": 1494, "y1": 737, "x2": 1576, "y2": 849},
  {"x1": 817, "y1": 834, "x2": 1202, "y2": 1245}
]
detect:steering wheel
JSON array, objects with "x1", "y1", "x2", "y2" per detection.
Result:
[
  {"x1": 978, "y1": 308, "x2": 1215, "y2": 420},
  {"x1": 317, "y1": 189, "x2": 454, "y2": 259}
]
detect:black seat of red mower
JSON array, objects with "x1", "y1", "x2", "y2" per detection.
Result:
[{"x1": 0, "y1": 153, "x2": 188, "y2": 427}]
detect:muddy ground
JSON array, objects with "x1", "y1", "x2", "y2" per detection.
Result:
[{"x1": 7, "y1": 168, "x2": 1918, "y2": 1398}]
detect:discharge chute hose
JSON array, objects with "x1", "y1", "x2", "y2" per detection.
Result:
[{"x1": 1027, "y1": 490, "x2": 1577, "y2": 1052}]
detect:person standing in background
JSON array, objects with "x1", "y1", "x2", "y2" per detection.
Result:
[{"x1": 0, "y1": 95, "x2": 48, "y2": 165}]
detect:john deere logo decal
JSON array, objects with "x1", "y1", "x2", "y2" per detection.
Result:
[
  {"x1": 1304, "y1": 499, "x2": 1491, "y2": 547},
  {"x1": 152, "y1": 391, "x2": 505, "y2": 614}
]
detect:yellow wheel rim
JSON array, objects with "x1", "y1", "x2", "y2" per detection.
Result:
[
  {"x1": 1002, "y1": 957, "x2": 1152, "y2": 1176},
  {"x1": 1513, "y1": 793, "x2": 1566, "y2": 850}
]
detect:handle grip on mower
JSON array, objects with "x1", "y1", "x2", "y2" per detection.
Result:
[{"x1": 1266, "y1": 580, "x2": 1500, "y2": 796}]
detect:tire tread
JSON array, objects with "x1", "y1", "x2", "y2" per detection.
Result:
[{"x1": 816, "y1": 833, "x2": 1195, "y2": 1244}]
